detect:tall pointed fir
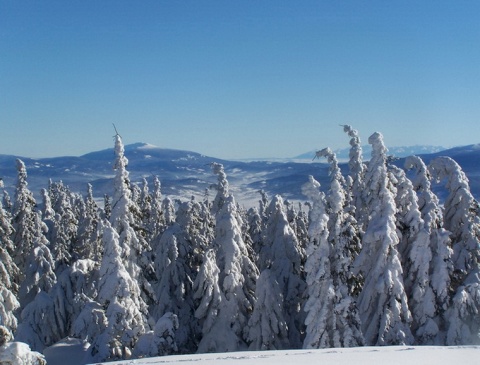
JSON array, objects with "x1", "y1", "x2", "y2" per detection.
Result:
[
  {"x1": 302, "y1": 175, "x2": 331, "y2": 348},
  {"x1": 195, "y1": 163, "x2": 258, "y2": 352},
  {"x1": 11, "y1": 159, "x2": 39, "y2": 275},
  {"x1": 86, "y1": 221, "x2": 150, "y2": 362},
  {"x1": 405, "y1": 155, "x2": 453, "y2": 344},
  {"x1": 428, "y1": 156, "x2": 480, "y2": 345},
  {"x1": 354, "y1": 132, "x2": 413, "y2": 346},
  {"x1": 147, "y1": 176, "x2": 166, "y2": 242},
  {"x1": 109, "y1": 133, "x2": 156, "y2": 308},
  {"x1": 303, "y1": 148, "x2": 363, "y2": 349},
  {"x1": 342, "y1": 125, "x2": 366, "y2": 225}
]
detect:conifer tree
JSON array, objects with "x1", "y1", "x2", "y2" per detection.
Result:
[
  {"x1": 0, "y1": 191, "x2": 20, "y2": 293},
  {"x1": 0, "y1": 249, "x2": 19, "y2": 337},
  {"x1": 342, "y1": 125, "x2": 366, "y2": 225},
  {"x1": 429, "y1": 156, "x2": 480, "y2": 287},
  {"x1": 246, "y1": 269, "x2": 289, "y2": 350},
  {"x1": 303, "y1": 149, "x2": 363, "y2": 348},
  {"x1": 109, "y1": 133, "x2": 155, "y2": 307},
  {"x1": 11, "y1": 159, "x2": 39, "y2": 275},
  {"x1": 261, "y1": 195, "x2": 305, "y2": 348},
  {"x1": 75, "y1": 183, "x2": 102, "y2": 261},
  {"x1": 49, "y1": 183, "x2": 78, "y2": 275},
  {"x1": 405, "y1": 155, "x2": 453, "y2": 343},
  {"x1": 49, "y1": 258, "x2": 99, "y2": 342},
  {"x1": 302, "y1": 175, "x2": 331, "y2": 348},
  {"x1": 194, "y1": 163, "x2": 258, "y2": 352},
  {"x1": 146, "y1": 176, "x2": 166, "y2": 241},
  {"x1": 132, "y1": 312, "x2": 179, "y2": 358},
  {"x1": 193, "y1": 249, "x2": 228, "y2": 353},
  {"x1": 354, "y1": 132, "x2": 413, "y2": 346},
  {"x1": 390, "y1": 164, "x2": 440, "y2": 344},
  {"x1": 429, "y1": 156, "x2": 480, "y2": 345},
  {"x1": 153, "y1": 222, "x2": 197, "y2": 353},
  {"x1": 86, "y1": 221, "x2": 150, "y2": 362},
  {"x1": 18, "y1": 211, "x2": 56, "y2": 311}
]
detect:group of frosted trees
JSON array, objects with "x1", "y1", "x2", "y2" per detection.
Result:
[{"x1": 0, "y1": 127, "x2": 479, "y2": 363}]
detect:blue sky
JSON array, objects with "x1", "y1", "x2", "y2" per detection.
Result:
[{"x1": 1, "y1": 1, "x2": 479, "y2": 159}]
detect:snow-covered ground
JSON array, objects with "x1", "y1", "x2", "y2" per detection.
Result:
[{"x1": 41, "y1": 341, "x2": 479, "y2": 365}]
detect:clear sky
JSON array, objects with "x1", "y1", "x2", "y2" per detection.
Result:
[{"x1": 1, "y1": 1, "x2": 479, "y2": 160}]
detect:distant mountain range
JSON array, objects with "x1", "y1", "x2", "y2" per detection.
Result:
[{"x1": 1, "y1": 143, "x2": 479, "y2": 207}]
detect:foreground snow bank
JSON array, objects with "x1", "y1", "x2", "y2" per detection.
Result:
[
  {"x1": 43, "y1": 338, "x2": 89, "y2": 365},
  {"x1": 0, "y1": 342, "x2": 45, "y2": 365},
  {"x1": 86, "y1": 346, "x2": 479, "y2": 365}
]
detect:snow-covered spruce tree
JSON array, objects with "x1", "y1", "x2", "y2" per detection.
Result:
[
  {"x1": 11, "y1": 159, "x2": 39, "y2": 276},
  {"x1": 175, "y1": 198, "x2": 213, "y2": 274},
  {"x1": 316, "y1": 148, "x2": 362, "y2": 295},
  {"x1": 109, "y1": 133, "x2": 156, "y2": 307},
  {"x1": 194, "y1": 163, "x2": 258, "y2": 352},
  {"x1": 2, "y1": 188, "x2": 13, "y2": 214},
  {"x1": 260, "y1": 195, "x2": 305, "y2": 348},
  {"x1": 192, "y1": 249, "x2": 228, "y2": 353},
  {"x1": 210, "y1": 162, "x2": 230, "y2": 215},
  {"x1": 86, "y1": 221, "x2": 150, "y2": 362},
  {"x1": 390, "y1": 164, "x2": 441, "y2": 345},
  {"x1": 15, "y1": 291, "x2": 58, "y2": 352},
  {"x1": 74, "y1": 183, "x2": 102, "y2": 261},
  {"x1": 152, "y1": 220, "x2": 198, "y2": 353},
  {"x1": 0, "y1": 187, "x2": 19, "y2": 326},
  {"x1": 246, "y1": 268, "x2": 289, "y2": 350},
  {"x1": 132, "y1": 312, "x2": 179, "y2": 358},
  {"x1": 353, "y1": 132, "x2": 413, "y2": 346},
  {"x1": 103, "y1": 193, "x2": 111, "y2": 220},
  {"x1": 0, "y1": 194, "x2": 19, "y2": 293},
  {"x1": 428, "y1": 156, "x2": 480, "y2": 345},
  {"x1": 429, "y1": 156, "x2": 480, "y2": 287},
  {"x1": 39, "y1": 188, "x2": 55, "y2": 244},
  {"x1": 342, "y1": 125, "x2": 367, "y2": 226},
  {"x1": 48, "y1": 258, "x2": 99, "y2": 343},
  {"x1": 284, "y1": 200, "x2": 309, "y2": 256},
  {"x1": 15, "y1": 216, "x2": 57, "y2": 350},
  {"x1": 302, "y1": 175, "x2": 331, "y2": 348},
  {"x1": 0, "y1": 250, "x2": 19, "y2": 338},
  {"x1": 49, "y1": 182, "x2": 78, "y2": 275},
  {"x1": 303, "y1": 148, "x2": 363, "y2": 348},
  {"x1": 162, "y1": 197, "x2": 176, "y2": 227},
  {"x1": 146, "y1": 176, "x2": 166, "y2": 241},
  {"x1": 246, "y1": 207, "x2": 263, "y2": 262},
  {"x1": 0, "y1": 194, "x2": 20, "y2": 337},
  {"x1": 405, "y1": 155, "x2": 453, "y2": 343},
  {"x1": 17, "y1": 211, "x2": 56, "y2": 311}
]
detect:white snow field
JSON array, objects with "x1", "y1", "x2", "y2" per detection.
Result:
[{"x1": 41, "y1": 341, "x2": 479, "y2": 365}]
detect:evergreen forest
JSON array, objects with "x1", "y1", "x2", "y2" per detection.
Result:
[{"x1": 0, "y1": 126, "x2": 479, "y2": 363}]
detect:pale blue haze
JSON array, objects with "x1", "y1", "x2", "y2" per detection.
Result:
[{"x1": 1, "y1": 1, "x2": 479, "y2": 159}]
